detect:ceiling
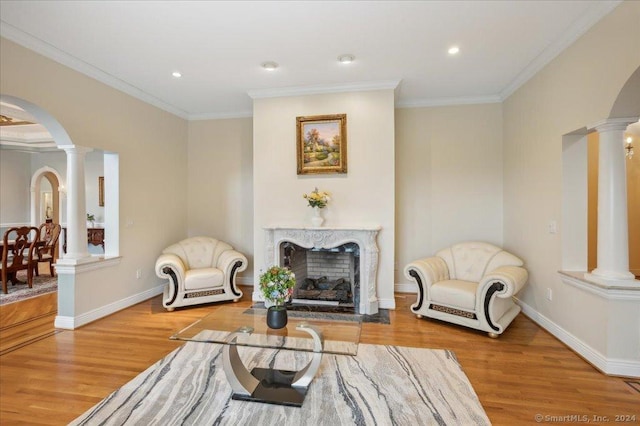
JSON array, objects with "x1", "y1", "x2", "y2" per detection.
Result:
[
  {"x1": 0, "y1": 101, "x2": 56, "y2": 151},
  {"x1": 0, "y1": 1, "x2": 623, "y2": 120}
]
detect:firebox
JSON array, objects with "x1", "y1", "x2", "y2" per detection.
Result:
[{"x1": 281, "y1": 242, "x2": 359, "y2": 308}]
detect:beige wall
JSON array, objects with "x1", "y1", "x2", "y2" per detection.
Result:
[
  {"x1": 1, "y1": 37, "x2": 188, "y2": 317},
  {"x1": 187, "y1": 117, "x2": 254, "y2": 281},
  {"x1": 252, "y1": 90, "x2": 396, "y2": 308},
  {"x1": 395, "y1": 103, "x2": 504, "y2": 285},
  {"x1": 188, "y1": 101, "x2": 504, "y2": 293},
  {"x1": 503, "y1": 1, "x2": 640, "y2": 363}
]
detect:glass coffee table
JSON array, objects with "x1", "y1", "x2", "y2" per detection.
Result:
[{"x1": 170, "y1": 306, "x2": 361, "y2": 407}]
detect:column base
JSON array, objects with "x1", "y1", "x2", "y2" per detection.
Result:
[{"x1": 590, "y1": 268, "x2": 636, "y2": 281}]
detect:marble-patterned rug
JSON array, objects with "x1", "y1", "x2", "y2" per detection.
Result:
[{"x1": 71, "y1": 342, "x2": 490, "y2": 425}]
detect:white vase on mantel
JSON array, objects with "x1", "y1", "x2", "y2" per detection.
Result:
[{"x1": 311, "y1": 206, "x2": 324, "y2": 227}]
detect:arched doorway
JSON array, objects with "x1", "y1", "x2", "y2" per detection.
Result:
[
  {"x1": 0, "y1": 95, "x2": 74, "y2": 334},
  {"x1": 30, "y1": 166, "x2": 65, "y2": 227}
]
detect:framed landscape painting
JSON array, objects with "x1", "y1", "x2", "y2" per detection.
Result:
[
  {"x1": 296, "y1": 114, "x2": 347, "y2": 175},
  {"x1": 99, "y1": 176, "x2": 104, "y2": 206}
]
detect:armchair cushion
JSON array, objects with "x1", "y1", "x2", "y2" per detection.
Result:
[
  {"x1": 430, "y1": 280, "x2": 476, "y2": 311},
  {"x1": 185, "y1": 268, "x2": 224, "y2": 290}
]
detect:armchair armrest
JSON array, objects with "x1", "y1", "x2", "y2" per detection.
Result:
[
  {"x1": 155, "y1": 253, "x2": 186, "y2": 280},
  {"x1": 404, "y1": 256, "x2": 449, "y2": 288},
  {"x1": 217, "y1": 249, "x2": 248, "y2": 294},
  {"x1": 478, "y1": 265, "x2": 528, "y2": 298},
  {"x1": 155, "y1": 254, "x2": 187, "y2": 306},
  {"x1": 404, "y1": 256, "x2": 449, "y2": 314}
]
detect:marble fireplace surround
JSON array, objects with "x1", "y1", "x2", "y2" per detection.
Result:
[{"x1": 263, "y1": 225, "x2": 381, "y2": 315}]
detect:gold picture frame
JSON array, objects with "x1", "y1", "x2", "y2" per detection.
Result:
[
  {"x1": 296, "y1": 114, "x2": 347, "y2": 175},
  {"x1": 98, "y1": 176, "x2": 105, "y2": 207}
]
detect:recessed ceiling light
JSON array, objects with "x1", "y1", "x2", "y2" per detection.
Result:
[
  {"x1": 261, "y1": 61, "x2": 279, "y2": 71},
  {"x1": 172, "y1": 71, "x2": 182, "y2": 78},
  {"x1": 448, "y1": 46, "x2": 460, "y2": 55},
  {"x1": 338, "y1": 54, "x2": 355, "y2": 64}
]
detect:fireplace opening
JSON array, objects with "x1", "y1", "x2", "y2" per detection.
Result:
[{"x1": 280, "y1": 241, "x2": 359, "y2": 308}]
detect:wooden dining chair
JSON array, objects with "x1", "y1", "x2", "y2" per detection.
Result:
[
  {"x1": 1, "y1": 226, "x2": 40, "y2": 294},
  {"x1": 33, "y1": 223, "x2": 62, "y2": 277}
]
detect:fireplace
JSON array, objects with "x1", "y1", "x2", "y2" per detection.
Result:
[
  {"x1": 282, "y1": 242, "x2": 359, "y2": 307},
  {"x1": 263, "y1": 225, "x2": 380, "y2": 314}
]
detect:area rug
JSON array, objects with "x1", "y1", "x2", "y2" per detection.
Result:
[
  {"x1": 0, "y1": 271, "x2": 57, "y2": 306},
  {"x1": 70, "y1": 342, "x2": 490, "y2": 425}
]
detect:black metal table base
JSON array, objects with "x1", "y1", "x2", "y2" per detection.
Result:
[{"x1": 231, "y1": 367, "x2": 309, "y2": 407}]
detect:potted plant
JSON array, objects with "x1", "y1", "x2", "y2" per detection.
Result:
[
  {"x1": 259, "y1": 266, "x2": 296, "y2": 329},
  {"x1": 303, "y1": 187, "x2": 331, "y2": 227},
  {"x1": 86, "y1": 213, "x2": 95, "y2": 228}
]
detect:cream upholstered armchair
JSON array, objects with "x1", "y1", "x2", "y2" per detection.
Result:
[
  {"x1": 404, "y1": 242, "x2": 528, "y2": 337},
  {"x1": 155, "y1": 237, "x2": 248, "y2": 311}
]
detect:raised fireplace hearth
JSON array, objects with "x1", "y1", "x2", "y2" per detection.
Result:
[{"x1": 263, "y1": 225, "x2": 380, "y2": 314}]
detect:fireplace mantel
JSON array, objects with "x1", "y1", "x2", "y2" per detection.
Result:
[{"x1": 263, "y1": 225, "x2": 381, "y2": 314}]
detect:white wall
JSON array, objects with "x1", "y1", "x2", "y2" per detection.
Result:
[
  {"x1": 395, "y1": 103, "x2": 504, "y2": 286},
  {"x1": 503, "y1": 1, "x2": 640, "y2": 370},
  {"x1": 0, "y1": 150, "x2": 31, "y2": 226},
  {"x1": 253, "y1": 90, "x2": 396, "y2": 308},
  {"x1": 187, "y1": 117, "x2": 254, "y2": 282},
  {"x1": 84, "y1": 151, "x2": 104, "y2": 225}
]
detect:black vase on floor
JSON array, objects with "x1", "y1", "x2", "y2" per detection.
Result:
[{"x1": 266, "y1": 305, "x2": 288, "y2": 329}]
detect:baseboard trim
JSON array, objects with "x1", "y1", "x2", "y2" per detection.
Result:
[
  {"x1": 54, "y1": 285, "x2": 164, "y2": 330},
  {"x1": 395, "y1": 282, "x2": 417, "y2": 293},
  {"x1": 378, "y1": 297, "x2": 396, "y2": 310},
  {"x1": 237, "y1": 277, "x2": 254, "y2": 286},
  {"x1": 515, "y1": 298, "x2": 640, "y2": 378}
]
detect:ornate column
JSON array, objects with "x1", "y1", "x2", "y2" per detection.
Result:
[
  {"x1": 590, "y1": 118, "x2": 636, "y2": 281},
  {"x1": 59, "y1": 145, "x2": 92, "y2": 261}
]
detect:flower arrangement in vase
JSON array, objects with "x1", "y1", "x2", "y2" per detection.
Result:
[
  {"x1": 259, "y1": 266, "x2": 296, "y2": 329},
  {"x1": 303, "y1": 187, "x2": 330, "y2": 226}
]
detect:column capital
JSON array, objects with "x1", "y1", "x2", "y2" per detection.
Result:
[
  {"x1": 589, "y1": 117, "x2": 639, "y2": 133},
  {"x1": 58, "y1": 145, "x2": 94, "y2": 155}
]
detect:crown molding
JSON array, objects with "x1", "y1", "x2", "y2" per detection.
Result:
[
  {"x1": 0, "y1": 21, "x2": 190, "y2": 120},
  {"x1": 247, "y1": 80, "x2": 401, "y2": 100},
  {"x1": 2, "y1": 1, "x2": 621, "y2": 121},
  {"x1": 500, "y1": 0, "x2": 622, "y2": 101},
  {"x1": 396, "y1": 94, "x2": 502, "y2": 109},
  {"x1": 189, "y1": 110, "x2": 253, "y2": 121}
]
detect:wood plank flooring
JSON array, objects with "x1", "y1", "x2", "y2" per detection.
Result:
[{"x1": 0, "y1": 289, "x2": 637, "y2": 425}]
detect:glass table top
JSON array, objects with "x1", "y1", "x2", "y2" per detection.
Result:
[{"x1": 170, "y1": 306, "x2": 361, "y2": 356}]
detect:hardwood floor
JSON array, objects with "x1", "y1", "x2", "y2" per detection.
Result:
[
  {"x1": 0, "y1": 287, "x2": 58, "y2": 356},
  {"x1": 0, "y1": 289, "x2": 637, "y2": 425}
]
